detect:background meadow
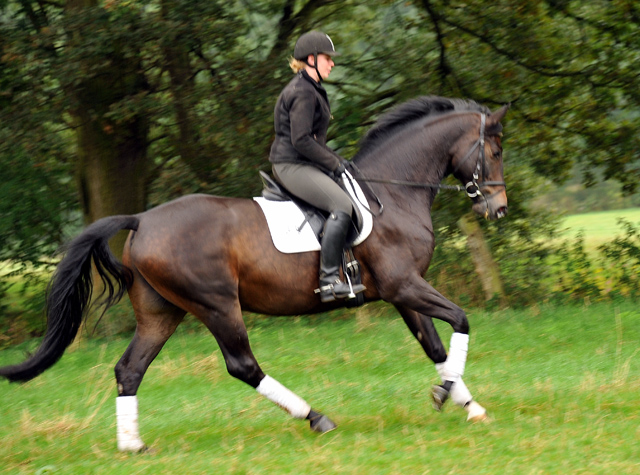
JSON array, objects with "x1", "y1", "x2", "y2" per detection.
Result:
[{"x1": 1, "y1": 301, "x2": 638, "y2": 474}]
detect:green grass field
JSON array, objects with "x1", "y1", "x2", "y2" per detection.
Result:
[
  {"x1": 560, "y1": 207, "x2": 640, "y2": 250},
  {"x1": 1, "y1": 302, "x2": 639, "y2": 474}
]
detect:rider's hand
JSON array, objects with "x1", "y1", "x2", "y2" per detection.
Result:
[{"x1": 331, "y1": 162, "x2": 346, "y2": 183}]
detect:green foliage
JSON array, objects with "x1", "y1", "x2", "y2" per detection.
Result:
[
  {"x1": 536, "y1": 168, "x2": 640, "y2": 214},
  {"x1": 598, "y1": 219, "x2": 640, "y2": 300},
  {"x1": 0, "y1": 123, "x2": 78, "y2": 328},
  {"x1": 0, "y1": 145, "x2": 76, "y2": 266},
  {"x1": 429, "y1": 211, "x2": 640, "y2": 309},
  {"x1": 5, "y1": 0, "x2": 638, "y2": 202},
  {"x1": 551, "y1": 234, "x2": 603, "y2": 302},
  {"x1": 0, "y1": 276, "x2": 48, "y2": 348},
  {"x1": 1, "y1": 0, "x2": 640, "y2": 335}
]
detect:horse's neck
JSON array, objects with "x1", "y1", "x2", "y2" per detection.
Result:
[{"x1": 356, "y1": 114, "x2": 469, "y2": 211}]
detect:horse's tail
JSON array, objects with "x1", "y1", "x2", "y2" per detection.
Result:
[{"x1": 0, "y1": 215, "x2": 140, "y2": 383}]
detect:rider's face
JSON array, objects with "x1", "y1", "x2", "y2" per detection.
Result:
[
  {"x1": 316, "y1": 54, "x2": 334, "y2": 79},
  {"x1": 307, "y1": 53, "x2": 334, "y2": 81}
]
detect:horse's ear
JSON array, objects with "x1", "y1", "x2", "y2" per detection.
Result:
[
  {"x1": 489, "y1": 104, "x2": 509, "y2": 124},
  {"x1": 486, "y1": 104, "x2": 509, "y2": 136}
]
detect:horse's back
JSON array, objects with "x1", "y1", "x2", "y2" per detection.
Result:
[
  {"x1": 128, "y1": 193, "x2": 258, "y2": 259},
  {"x1": 125, "y1": 194, "x2": 322, "y2": 315},
  {"x1": 140, "y1": 193, "x2": 256, "y2": 225}
]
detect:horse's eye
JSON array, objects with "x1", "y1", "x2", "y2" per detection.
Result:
[{"x1": 494, "y1": 151, "x2": 502, "y2": 159}]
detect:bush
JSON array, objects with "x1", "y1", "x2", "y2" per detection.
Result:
[
  {"x1": 597, "y1": 218, "x2": 640, "y2": 300},
  {"x1": 3, "y1": 218, "x2": 640, "y2": 346},
  {"x1": 0, "y1": 274, "x2": 48, "y2": 349},
  {"x1": 429, "y1": 216, "x2": 640, "y2": 309}
]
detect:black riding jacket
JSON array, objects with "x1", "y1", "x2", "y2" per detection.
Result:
[{"x1": 269, "y1": 70, "x2": 343, "y2": 173}]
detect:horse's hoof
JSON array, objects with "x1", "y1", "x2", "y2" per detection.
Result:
[
  {"x1": 119, "y1": 444, "x2": 149, "y2": 454},
  {"x1": 118, "y1": 440, "x2": 148, "y2": 453},
  {"x1": 431, "y1": 384, "x2": 450, "y2": 412},
  {"x1": 139, "y1": 445, "x2": 156, "y2": 454},
  {"x1": 309, "y1": 414, "x2": 337, "y2": 433},
  {"x1": 467, "y1": 411, "x2": 490, "y2": 423},
  {"x1": 465, "y1": 401, "x2": 489, "y2": 423}
]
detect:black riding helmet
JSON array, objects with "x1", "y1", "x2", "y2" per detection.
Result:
[{"x1": 293, "y1": 31, "x2": 340, "y2": 82}]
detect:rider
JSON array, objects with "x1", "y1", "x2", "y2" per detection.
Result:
[{"x1": 269, "y1": 31, "x2": 365, "y2": 303}]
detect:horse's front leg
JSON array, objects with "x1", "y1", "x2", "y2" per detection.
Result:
[
  {"x1": 387, "y1": 273, "x2": 469, "y2": 381},
  {"x1": 383, "y1": 272, "x2": 485, "y2": 418},
  {"x1": 395, "y1": 304, "x2": 487, "y2": 421}
]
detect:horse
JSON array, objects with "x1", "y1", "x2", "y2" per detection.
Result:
[{"x1": 0, "y1": 96, "x2": 509, "y2": 452}]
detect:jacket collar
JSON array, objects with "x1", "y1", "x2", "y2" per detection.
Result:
[
  {"x1": 300, "y1": 70, "x2": 325, "y2": 90},
  {"x1": 299, "y1": 70, "x2": 328, "y2": 102}
]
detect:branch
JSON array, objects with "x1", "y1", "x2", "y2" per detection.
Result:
[
  {"x1": 265, "y1": 0, "x2": 334, "y2": 63},
  {"x1": 19, "y1": 0, "x2": 44, "y2": 31},
  {"x1": 420, "y1": 0, "x2": 452, "y2": 86},
  {"x1": 548, "y1": 1, "x2": 640, "y2": 50},
  {"x1": 37, "y1": 0, "x2": 63, "y2": 11},
  {"x1": 417, "y1": 2, "x2": 592, "y2": 79}
]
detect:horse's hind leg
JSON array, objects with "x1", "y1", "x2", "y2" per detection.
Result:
[
  {"x1": 395, "y1": 304, "x2": 487, "y2": 422},
  {"x1": 195, "y1": 298, "x2": 336, "y2": 433},
  {"x1": 114, "y1": 269, "x2": 186, "y2": 452}
]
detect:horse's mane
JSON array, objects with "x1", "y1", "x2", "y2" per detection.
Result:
[{"x1": 355, "y1": 96, "x2": 490, "y2": 158}]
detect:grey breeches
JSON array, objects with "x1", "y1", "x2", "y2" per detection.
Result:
[{"x1": 272, "y1": 162, "x2": 353, "y2": 216}]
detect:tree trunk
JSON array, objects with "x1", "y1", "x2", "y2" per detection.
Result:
[
  {"x1": 458, "y1": 213, "x2": 505, "y2": 304},
  {"x1": 160, "y1": 0, "x2": 230, "y2": 185},
  {"x1": 67, "y1": 0, "x2": 150, "y2": 256},
  {"x1": 75, "y1": 110, "x2": 149, "y2": 255}
]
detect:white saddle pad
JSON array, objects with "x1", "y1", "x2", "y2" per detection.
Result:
[{"x1": 254, "y1": 171, "x2": 374, "y2": 254}]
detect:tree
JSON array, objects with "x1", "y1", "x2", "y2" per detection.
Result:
[{"x1": 1, "y1": 0, "x2": 639, "y2": 317}]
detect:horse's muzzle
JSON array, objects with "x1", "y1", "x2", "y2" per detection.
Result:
[{"x1": 472, "y1": 190, "x2": 508, "y2": 220}]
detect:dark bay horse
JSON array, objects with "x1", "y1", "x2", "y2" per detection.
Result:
[{"x1": 0, "y1": 96, "x2": 509, "y2": 451}]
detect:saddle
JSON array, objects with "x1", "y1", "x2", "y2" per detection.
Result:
[
  {"x1": 260, "y1": 171, "x2": 327, "y2": 241},
  {"x1": 259, "y1": 171, "x2": 363, "y2": 244},
  {"x1": 259, "y1": 171, "x2": 366, "y2": 307}
]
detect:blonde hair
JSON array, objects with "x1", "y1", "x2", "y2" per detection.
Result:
[{"x1": 289, "y1": 57, "x2": 307, "y2": 73}]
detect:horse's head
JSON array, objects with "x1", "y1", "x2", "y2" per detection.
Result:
[{"x1": 450, "y1": 105, "x2": 509, "y2": 220}]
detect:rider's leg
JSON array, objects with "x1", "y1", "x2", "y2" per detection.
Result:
[
  {"x1": 272, "y1": 163, "x2": 365, "y2": 302},
  {"x1": 317, "y1": 210, "x2": 365, "y2": 301},
  {"x1": 272, "y1": 163, "x2": 352, "y2": 215}
]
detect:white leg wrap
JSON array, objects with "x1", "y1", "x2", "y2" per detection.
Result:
[
  {"x1": 436, "y1": 355, "x2": 487, "y2": 421},
  {"x1": 256, "y1": 375, "x2": 311, "y2": 419},
  {"x1": 442, "y1": 332, "x2": 469, "y2": 382},
  {"x1": 116, "y1": 396, "x2": 146, "y2": 452},
  {"x1": 436, "y1": 362, "x2": 472, "y2": 407},
  {"x1": 450, "y1": 378, "x2": 473, "y2": 407}
]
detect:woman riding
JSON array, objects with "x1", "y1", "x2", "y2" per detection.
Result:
[{"x1": 269, "y1": 31, "x2": 365, "y2": 303}]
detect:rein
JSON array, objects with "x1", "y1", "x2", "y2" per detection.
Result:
[
  {"x1": 350, "y1": 174, "x2": 466, "y2": 192},
  {"x1": 348, "y1": 113, "x2": 505, "y2": 217}
]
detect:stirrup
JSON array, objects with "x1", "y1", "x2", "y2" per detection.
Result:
[{"x1": 315, "y1": 279, "x2": 365, "y2": 303}]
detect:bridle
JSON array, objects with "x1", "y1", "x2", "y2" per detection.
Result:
[
  {"x1": 348, "y1": 112, "x2": 506, "y2": 217},
  {"x1": 452, "y1": 113, "x2": 506, "y2": 201}
]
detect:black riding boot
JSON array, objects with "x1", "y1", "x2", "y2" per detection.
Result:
[{"x1": 317, "y1": 211, "x2": 366, "y2": 303}]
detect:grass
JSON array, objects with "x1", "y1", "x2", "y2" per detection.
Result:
[
  {"x1": 1, "y1": 301, "x2": 639, "y2": 474},
  {"x1": 559, "y1": 207, "x2": 640, "y2": 250}
]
